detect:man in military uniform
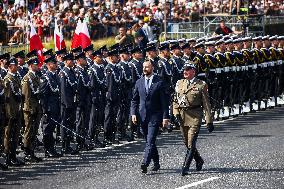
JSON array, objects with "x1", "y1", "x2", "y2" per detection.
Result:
[
  {"x1": 145, "y1": 41, "x2": 159, "y2": 75},
  {"x1": 55, "y1": 48, "x2": 67, "y2": 72},
  {"x1": 0, "y1": 53, "x2": 10, "y2": 79},
  {"x1": 193, "y1": 42, "x2": 208, "y2": 81},
  {"x1": 173, "y1": 62, "x2": 214, "y2": 176},
  {"x1": 83, "y1": 44, "x2": 94, "y2": 70},
  {"x1": 41, "y1": 49, "x2": 54, "y2": 75},
  {"x1": 170, "y1": 42, "x2": 184, "y2": 86},
  {"x1": 182, "y1": 43, "x2": 194, "y2": 62},
  {"x1": 88, "y1": 49, "x2": 106, "y2": 147},
  {"x1": 117, "y1": 46, "x2": 133, "y2": 141},
  {"x1": 14, "y1": 50, "x2": 28, "y2": 80},
  {"x1": 39, "y1": 55, "x2": 61, "y2": 158},
  {"x1": 21, "y1": 58, "x2": 42, "y2": 162},
  {"x1": 74, "y1": 52, "x2": 92, "y2": 151},
  {"x1": 59, "y1": 53, "x2": 79, "y2": 155},
  {"x1": 129, "y1": 46, "x2": 144, "y2": 139},
  {"x1": 104, "y1": 46, "x2": 122, "y2": 145},
  {"x1": 3, "y1": 57, "x2": 25, "y2": 166}
]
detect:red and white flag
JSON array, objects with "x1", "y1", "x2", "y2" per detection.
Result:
[
  {"x1": 71, "y1": 20, "x2": 82, "y2": 49},
  {"x1": 29, "y1": 23, "x2": 44, "y2": 67},
  {"x1": 79, "y1": 20, "x2": 91, "y2": 49},
  {"x1": 54, "y1": 20, "x2": 66, "y2": 51}
]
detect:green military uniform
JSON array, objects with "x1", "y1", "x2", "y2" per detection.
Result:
[
  {"x1": 22, "y1": 69, "x2": 42, "y2": 161},
  {"x1": 0, "y1": 76, "x2": 5, "y2": 152},
  {"x1": 173, "y1": 78, "x2": 212, "y2": 148},
  {"x1": 3, "y1": 71, "x2": 22, "y2": 160},
  {"x1": 172, "y1": 62, "x2": 214, "y2": 176}
]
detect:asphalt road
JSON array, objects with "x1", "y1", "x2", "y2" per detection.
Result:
[{"x1": 1, "y1": 107, "x2": 284, "y2": 189}]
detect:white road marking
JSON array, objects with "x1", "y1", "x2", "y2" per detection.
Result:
[{"x1": 175, "y1": 177, "x2": 220, "y2": 189}]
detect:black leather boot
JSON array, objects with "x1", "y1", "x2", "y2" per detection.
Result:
[
  {"x1": 181, "y1": 148, "x2": 195, "y2": 176},
  {"x1": 194, "y1": 149, "x2": 204, "y2": 171}
]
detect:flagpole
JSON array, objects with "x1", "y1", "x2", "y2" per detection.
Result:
[{"x1": 25, "y1": 0, "x2": 29, "y2": 52}]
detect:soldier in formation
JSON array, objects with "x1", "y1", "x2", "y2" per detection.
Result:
[{"x1": 0, "y1": 34, "x2": 283, "y2": 171}]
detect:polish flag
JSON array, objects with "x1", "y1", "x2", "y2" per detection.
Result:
[
  {"x1": 54, "y1": 20, "x2": 66, "y2": 51},
  {"x1": 71, "y1": 20, "x2": 82, "y2": 49},
  {"x1": 79, "y1": 20, "x2": 91, "y2": 49},
  {"x1": 29, "y1": 23, "x2": 44, "y2": 67}
]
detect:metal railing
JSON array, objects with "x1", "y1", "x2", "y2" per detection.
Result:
[{"x1": 0, "y1": 44, "x2": 29, "y2": 55}]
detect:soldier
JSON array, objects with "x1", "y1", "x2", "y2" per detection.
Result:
[
  {"x1": 3, "y1": 57, "x2": 25, "y2": 166},
  {"x1": 39, "y1": 55, "x2": 61, "y2": 158},
  {"x1": 0, "y1": 53, "x2": 10, "y2": 79},
  {"x1": 193, "y1": 42, "x2": 208, "y2": 81},
  {"x1": 117, "y1": 46, "x2": 133, "y2": 141},
  {"x1": 0, "y1": 73, "x2": 7, "y2": 170},
  {"x1": 104, "y1": 46, "x2": 122, "y2": 145},
  {"x1": 99, "y1": 45, "x2": 109, "y2": 67},
  {"x1": 172, "y1": 62, "x2": 214, "y2": 176},
  {"x1": 21, "y1": 58, "x2": 42, "y2": 162},
  {"x1": 14, "y1": 50, "x2": 28, "y2": 80},
  {"x1": 83, "y1": 44, "x2": 94, "y2": 69},
  {"x1": 170, "y1": 42, "x2": 184, "y2": 86},
  {"x1": 242, "y1": 37, "x2": 257, "y2": 112},
  {"x1": 129, "y1": 46, "x2": 144, "y2": 139},
  {"x1": 145, "y1": 41, "x2": 160, "y2": 75},
  {"x1": 55, "y1": 47, "x2": 67, "y2": 72},
  {"x1": 41, "y1": 49, "x2": 54, "y2": 75},
  {"x1": 182, "y1": 43, "x2": 194, "y2": 62},
  {"x1": 88, "y1": 49, "x2": 106, "y2": 147},
  {"x1": 59, "y1": 53, "x2": 79, "y2": 155},
  {"x1": 74, "y1": 52, "x2": 92, "y2": 151}
]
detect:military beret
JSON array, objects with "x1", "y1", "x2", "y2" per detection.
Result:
[
  {"x1": 27, "y1": 58, "x2": 39, "y2": 65},
  {"x1": 194, "y1": 42, "x2": 205, "y2": 49},
  {"x1": 183, "y1": 61, "x2": 196, "y2": 70},
  {"x1": 131, "y1": 46, "x2": 143, "y2": 54},
  {"x1": 13, "y1": 50, "x2": 25, "y2": 59},
  {"x1": 43, "y1": 49, "x2": 53, "y2": 56},
  {"x1": 74, "y1": 52, "x2": 86, "y2": 60},
  {"x1": 62, "y1": 53, "x2": 74, "y2": 61},
  {"x1": 170, "y1": 42, "x2": 180, "y2": 50},
  {"x1": 83, "y1": 44, "x2": 94, "y2": 52},
  {"x1": 0, "y1": 52, "x2": 10, "y2": 60},
  {"x1": 71, "y1": 46, "x2": 83, "y2": 54},
  {"x1": 55, "y1": 48, "x2": 67, "y2": 55},
  {"x1": 44, "y1": 55, "x2": 57, "y2": 64},
  {"x1": 26, "y1": 50, "x2": 38, "y2": 59},
  {"x1": 158, "y1": 42, "x2": 170, "y2": 51}
]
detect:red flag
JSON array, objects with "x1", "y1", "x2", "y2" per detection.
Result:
[
  {"x1": 54, "y1": 20, "x2": 66, "y2": 51},
  {"x1": 71, "y1": 20, "x2": 82, "y2": 49},
  {"x1": 29, "y1": 23, "x2": 44, "y2": 67},
  {"x1": 79, "y1": 21, "x2": 91, "y2": 49}
]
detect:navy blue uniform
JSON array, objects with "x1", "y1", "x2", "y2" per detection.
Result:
[
  {"x1": 88, "y1": 62, "x2": 106, "y2": 142},
  {"x1": 60, "y1": 67, "x2": 77, "y2": 143},
  {"x1": 39, "y1": 71, "x2": 61, "y2": 152},
  {"x1": 103, "y1": 63, "x2": 122, "y2": 143},
  {"x1": 75, "y1": 65, "x2": 91, "y2": 148}
]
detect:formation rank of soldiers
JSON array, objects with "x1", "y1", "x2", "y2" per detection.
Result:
[{"x1": 0, "y1": 34, "x2": 284, "y2": 170}]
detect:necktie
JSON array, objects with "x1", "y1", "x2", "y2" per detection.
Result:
[{"x1": 146, "y1": 78, "x2": 150, "y2": 94}]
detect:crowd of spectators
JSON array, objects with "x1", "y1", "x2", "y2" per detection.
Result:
[{"x1": 0, "y1": 0, "x2": 283, "y2": 45}]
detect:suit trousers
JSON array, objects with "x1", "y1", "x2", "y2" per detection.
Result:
[
  {"x1": 61, "y1": 107, "x2": 76, "y2": 141},
  {"x1": 141, "y1": 119, "x2": 160, "y2": 166}
]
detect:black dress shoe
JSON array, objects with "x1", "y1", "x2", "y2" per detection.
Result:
[
  {"x1": 10, "y1": 157, "x2": 25, "y2": 166},
  {"x1": 141, "y1": 164, "x2": 147, "y2": 173},
  {"x1": 196, "y1": 159, "x2": 204, "y2": 171},
  {"x1": 103, "y1": 139, "x2": 112, "y2": 146},
  {"x1": 45, "y1": 149, "x2": 61, "y2": 158},
  {"x1": 151, "y1": 164, "x2": 160, "y2": 171}
]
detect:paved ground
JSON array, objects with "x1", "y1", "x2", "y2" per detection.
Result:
[{"x1": 0, "y1": 107, "x2": 284, "y2": 189}]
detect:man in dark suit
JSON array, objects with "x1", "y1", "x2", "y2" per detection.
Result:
[{"x1": 131, "y1": 59, "x2": 170, "y2": 174}]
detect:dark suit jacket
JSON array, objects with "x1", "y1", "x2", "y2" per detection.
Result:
[{"x1": 131, "y1": 75, "x2": 169, "y2": 124}]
